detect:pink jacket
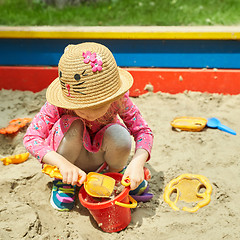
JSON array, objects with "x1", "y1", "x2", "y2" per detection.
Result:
[{"x1": 23, "y1": 92, "x2": 153, "y2": 163}]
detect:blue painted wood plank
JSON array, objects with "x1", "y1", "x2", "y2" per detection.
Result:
[{"x1": 0, "y1": 39, "x2": 240, "y2": 68}]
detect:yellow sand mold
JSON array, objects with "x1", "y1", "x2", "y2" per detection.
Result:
[
  {"x1": 171, "y1": 117, "x2": 207, "y2": 132},
  {"x1": 163, "y1": 173, "x2": 212, "y2": 213}
]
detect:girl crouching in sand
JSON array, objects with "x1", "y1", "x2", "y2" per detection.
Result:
[{"x1": 23, "y1": 42, "x2": 153, "y2": 211}]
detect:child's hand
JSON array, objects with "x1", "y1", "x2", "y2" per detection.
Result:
[
  {"x1": 58, "y1": 161, "x2": 86, "y2": 186},
  {"x1": 122, "y1": 148, "x2": 149, "y2": 190},
  {"x1": 123, "y1": 160, "x2": 144, "y2": 190},
  {"x1": 42, "y1": 151, "x2": 86, "y2": 186}
]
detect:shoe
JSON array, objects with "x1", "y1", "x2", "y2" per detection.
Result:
[
  {"x1": 129, "y1": 179, "x2": 148, "y2": 196},
  {"x1": 130, "y1": 192, "x2": 154, "y2": 202},
  {"x1": 50, "y1": 180, "x2": 76, "y2": 211},
  {"x1": 129, "y1": 179, "x2": 154, "y2": 203}
]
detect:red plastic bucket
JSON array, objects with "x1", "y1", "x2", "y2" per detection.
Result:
[{"x1": 79, "y1": 172, "x2": 137, "y2": 233}]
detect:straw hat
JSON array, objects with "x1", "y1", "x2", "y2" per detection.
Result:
[{"x1": 46, "y1": 42, "x2": 133, "y2": 109}]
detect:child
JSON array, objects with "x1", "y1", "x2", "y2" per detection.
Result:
[{"x1": 23, "y1": 42, "x2": 153, "y2": 211}]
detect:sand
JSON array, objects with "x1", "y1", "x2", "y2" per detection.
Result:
[{"x1": 1, "y1": 88, "x2": 240, "y2": 240}]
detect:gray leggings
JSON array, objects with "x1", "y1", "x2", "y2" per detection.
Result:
[{"x1": 57, "y1": 119, "x2": 132, "y2": 173}]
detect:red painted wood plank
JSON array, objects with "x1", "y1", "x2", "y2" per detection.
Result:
[
  {"x1": 0, "y1": 66, "x2": 240, "y2": 96},
  {"x1": 127, "y1": 68, "x2": 240, "y2": 96},
  {"x1": 0, "y1": 66, "x2": 58, "y2": 93}
]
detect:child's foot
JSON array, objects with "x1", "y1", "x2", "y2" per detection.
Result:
[
  {"x1": 50, "y1": 180, "x2": 76, "y2": 211},
  {"x1": 129, "y1": 179, "x2": 148, "y2": 196},
  {"x1": 130, "y1": 191, "x2": 154, "y2": 202},
  {"x1": 129, "y1": 180, "x2": 154, "y2": 202}
]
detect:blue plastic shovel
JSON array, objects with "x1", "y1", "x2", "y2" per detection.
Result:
[{"x1": 207, "y1": 117, "x2": 236, "y2": 135}]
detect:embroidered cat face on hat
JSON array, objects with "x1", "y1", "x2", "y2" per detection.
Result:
[{"x1": 46, "y1": 42, "x2": 133, "y2": 109}]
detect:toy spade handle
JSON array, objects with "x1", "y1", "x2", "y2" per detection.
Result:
[
  {"x1": 42, "y1": 164, "x2": 82, "y2": 182},
  {"x1": 218, "y1": 124, "x2": 236, "y2": 135}
]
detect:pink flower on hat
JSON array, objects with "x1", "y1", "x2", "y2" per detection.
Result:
[
  {"x1": 82, "y1": 51, "x2": 96, "y2": 63},
  {"x1": 91, "y1": 59, "x2": 103, "y2": 72}
]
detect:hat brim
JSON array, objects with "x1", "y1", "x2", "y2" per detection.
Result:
[{"x1": 46, "y1": 68, "x2": 133, "y2": 109}]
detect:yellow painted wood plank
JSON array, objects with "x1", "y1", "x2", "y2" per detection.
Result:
[{"x1": 0, "y1": 26, "x2": 239, "y2": 40}]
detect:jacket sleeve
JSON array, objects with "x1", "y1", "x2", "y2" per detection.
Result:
[
  {"x1": 23, "y1": 102, "x2": 61, "y2": 162},
  {"x1": 118, "y1": 93, "x2": 154, "y2": 160}
]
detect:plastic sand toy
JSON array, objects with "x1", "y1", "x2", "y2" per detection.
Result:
[
  {"x1": 79, "y1": 172, "x2": 137, "y2": 233},
  {"x1": 42, "y1": 164, "x2": 116, "y2": 198},
  {"x1": 163, "y1": 174, "x2": 212, "y2": 213},
  {"x1": 171, "y1": 116, "x2": 236, "y2": 135},
  {"x1": 170, "y1": 117, "x2": 207, "y2": 132},
  {"x1": 207, "y1": 117, "x2": 236, "y2": 135},
  {"x1": 0, "y1": 118, "x2": 32, "y2": 134},
  {"x1": 0, "y1": 152, "x2": 30, "y2": 165}
]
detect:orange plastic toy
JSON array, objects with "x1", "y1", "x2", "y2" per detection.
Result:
[
  {"x1": 163, "y1": 174, "x2": 212, "y2": 213},
  {"x1": 0, "y1": 152, "x2": 30, "y2": 165},
  {"x1": 0, "y1": 118, "x2": 32, "y2": 134}
]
